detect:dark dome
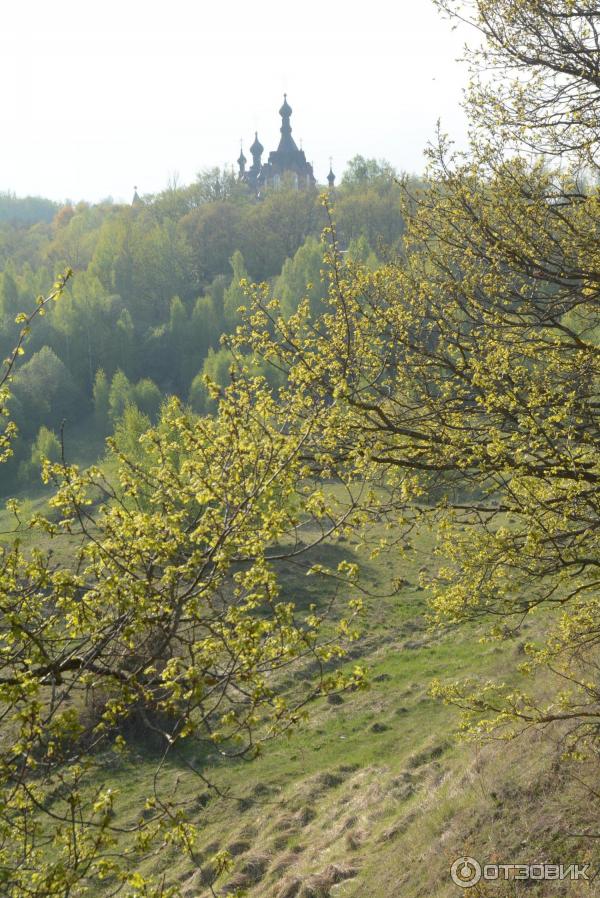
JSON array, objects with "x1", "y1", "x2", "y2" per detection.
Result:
[
  {"x1": 250, "y1": 132, "x2": 264, "y2": 155},
  {"x1": 279, "y1": 94, "x2": 292, "y2": 118}
]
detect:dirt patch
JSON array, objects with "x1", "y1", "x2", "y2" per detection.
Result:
[
  {"x1": 236, "y1": 795, "x2": 255, "y2": 812},
  {"x1": 297, "y1": 864, "x2": 358, "y2": 898},
  {"x1": 180, "y1": 870, "x2": 204, "y2": 897},
  {"x1": 295, "y1": 805, "x2": 318, "y2": 826},
  {"x1": 370, "y1": 722, "x2": 389, "y2": 733},
  {"x1": 227, "y1": 839, "x2": 251, "y2": 857},
  {"x1": 345, "y1": 827, "x2": 368, "y2": 850},
  {"x1": 277, "y1": 877, "x2": 303, "y2": 898},
  {"x1": 271, "y1": 850, "x2": 303, "y2": 876},
  {"x1": 253, "y1": 781, "x2": 276, "y2": 798},
  {"x1": 272, "y1": 805, "x2": 316, "y2": 833},
  {"x1": 239, "y1": 853, "x2": 271, "y2": 883},
  {"x1": 406, "y1": 740, "x2": 450, "y2": 769},
  {"x1": 222, "y1": 872, "x2": 252, "y2": 893},
  {"x1": 327, "y1": 693, "x2": 345, "y2": 706},
  {"x1": 380, "y1": 810, "x2": 418, "y2": 842}
]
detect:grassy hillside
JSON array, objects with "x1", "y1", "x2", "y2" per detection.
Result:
[{"x1": 21, "y1": 500, "x2": 592, "y2": 898}]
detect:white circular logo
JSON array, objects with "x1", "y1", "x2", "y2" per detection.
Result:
[{"x1": 451, "y1": 857, "x2": 482, "y2": 888}]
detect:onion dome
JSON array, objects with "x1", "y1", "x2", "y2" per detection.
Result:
[
  {"x1": 237, "y1": 143, "x2": 247, "y2": 175},
  {"x1": 279, "y1": 93, "x2": 292, "y2": 118},
  {"x1": 250, "y1": 131, "x2": 264, "y2": 157},
  {"x1": 277, "y1": 93, "x2": 298, "y2": 152}
]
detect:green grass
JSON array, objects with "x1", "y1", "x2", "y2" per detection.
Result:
[
  {"x1": 72, "y1": 519, "x2": 555, "y2": 898},
  {"x1": 7, "y1": 474, "x2": 600, "y2": 897}
]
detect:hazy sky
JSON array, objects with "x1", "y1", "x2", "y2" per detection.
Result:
[{"x1": 1, "y1": 1, "x2": 470, "y2": 203}]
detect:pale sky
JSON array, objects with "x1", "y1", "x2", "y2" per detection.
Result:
[{"x1": 0, "y1": 0, "x2": 470, "y2": 203}]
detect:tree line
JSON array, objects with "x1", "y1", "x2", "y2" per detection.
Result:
[{"x1": 0, "y1": 157, "x2": 408, "y2": 492}]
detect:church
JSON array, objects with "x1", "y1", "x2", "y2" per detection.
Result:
[{"x1": 237, "y1": 96, "x2": 335, "y2": 194}]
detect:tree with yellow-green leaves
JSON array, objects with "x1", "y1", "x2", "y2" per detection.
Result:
[
  {"x1": 0, "y1": 283, "x2": 366, "y2": 897},
  {"x1": 234, "y1": 1, "x2": 600, "y2": 754}
]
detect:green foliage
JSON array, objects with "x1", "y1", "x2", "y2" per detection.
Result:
[
  {"x1": 51, "y1": 271, "x2": 119, "y2": 388},
  {"x1": 104, "y1": 368, "x2": 162, "y2": 431},
  {"x1": 10, "y1": 345, "x2": 82, "y2": 437},
  {"x1": 168, "y1": 294, "x2": 187, "y2": 339},
  {"x1": 92, "y1": 368, "x2": 110, "y2": 432},
  {"x1": 235, "y1": 2, "x2": 600, "y2": 764},
  {"x1": 108, "y1": 369, "x2": 133, "y2": 423},
  {"x1": 341, "y1": 154, "x2": 398, "y2": 186},
  {"x1": 6, "y1": 4, "x2": 600, "y2": 890},
  {"x1": 0, "y1": 373, "x2": 365, "y2": 896},
  {"x1": 0, "y1": 191, "x2": 58, "y2": 225},
  {"x1": 0, "y1": 159, "x2": 415, "y2": 489},
  {"x1": 0, "y1": 269, "x2": 20, "y2": 323},
  {"x1": 223, "y1": 250, "x2": 249, "y2": 329},
  {"x1": 188, "y1": 371, "x2": 208, "y2": 414},
  {"x1": 275, "y1": 235, "x2": 327, "y2": 319},
  {"x1": 47, "y1": 202, "x2": 105, "y2": 270},
  {"x1": 0, "y1": 270, "x2": 360, "y2": 894},
  {"x1": 18, "y1": 425, "x2": 62, "y2": 486},
  {"x1": 335, "y1": 172, "x2": 406, "y2": 248},
  {"x1": 31, "y1": 424, "x2": 62, "y2": 465},
  {"x1": 132, "y1": 377, "x2": 162, "y2": 421},
  {"x1": 192, "y1": 166, "x2": 239, "y2": 203},
  {"x1": 112, "y1": 401, "x2": 151, "y2": 456},
  {"x1": 189, "y1": 346, "x2": 233, "y2": 414},
  {"x1": 191, "y1": 293, "x2": 220, "y2": 360},
  {"x1": 346, "y1": 235, "x2": 379, "y2": 269}
]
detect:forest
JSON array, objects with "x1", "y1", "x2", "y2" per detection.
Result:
[{"x1": 0, "y1": 156, "x2": 405, "y2": 493}]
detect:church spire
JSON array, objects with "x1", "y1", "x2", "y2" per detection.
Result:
[
  {"x1": 327, "y1": 158, "x2": 336, "y2": 188},
  {"x1": 277, "y1": 94, "x2": 298, "y2": 154},
  {"x1": 237, "y1": 141, "x2": 247, "y2": 176},
  {"x1": 250, "y1": 131, "x2": 264, "y2": 167},
  {"x1": 235, "y1": 97, "x2": 316, "y2": 192},
  {"x1": 280, "y1": 93, "x2": 292, "y2": 119}
]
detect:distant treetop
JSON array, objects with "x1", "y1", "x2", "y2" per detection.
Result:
[{"x1": 0, "y1": 191, "x2": 59, "y2": 226}]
